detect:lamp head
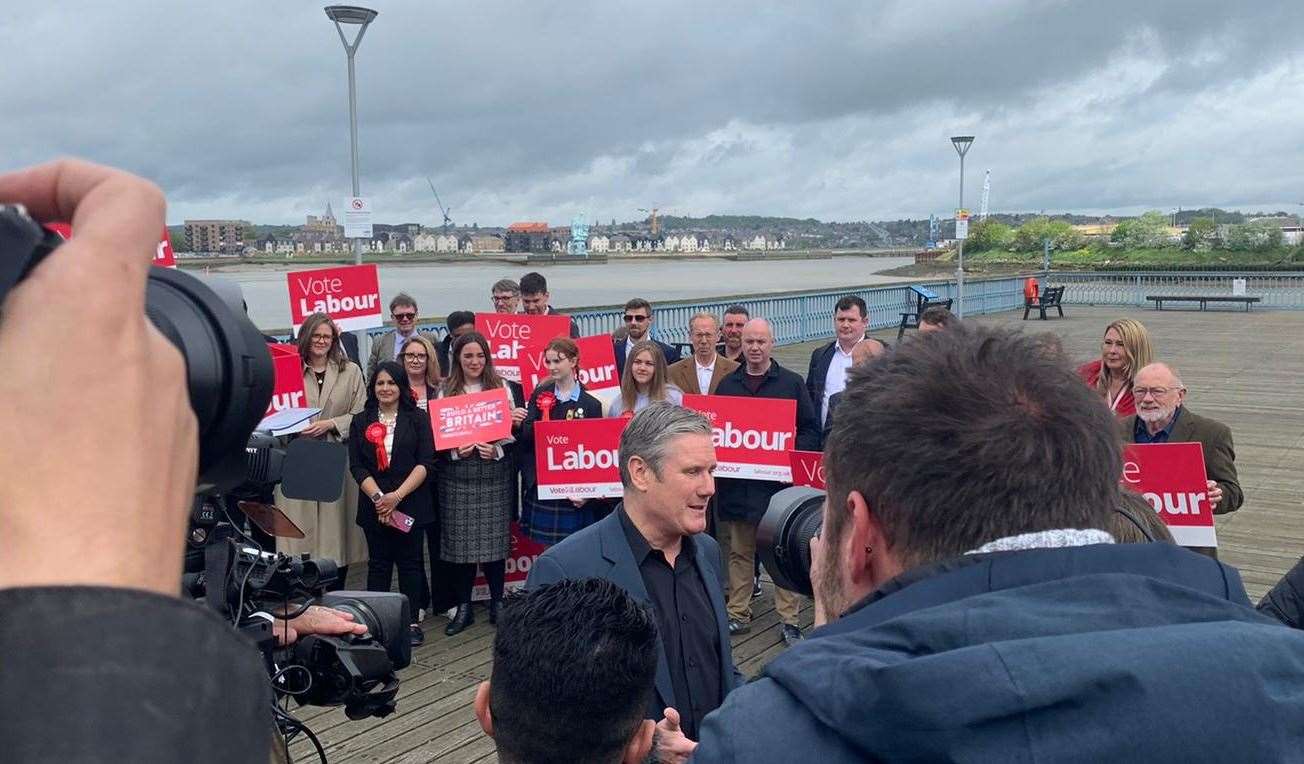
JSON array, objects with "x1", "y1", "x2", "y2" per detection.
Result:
[
  {"x1": 325, "y1": 5, "x2": 378, "y2": 24},
  {"x1": 950, "y1": 135, "x2": 975, "y2": 157}
]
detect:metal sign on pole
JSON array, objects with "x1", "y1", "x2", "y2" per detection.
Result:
[{"x1": 342, "y1": 196, "x2": 373, "y2": 239}]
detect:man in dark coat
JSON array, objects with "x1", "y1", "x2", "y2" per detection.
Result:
[
  {"x1": 613, "y1": 297, "x2": 681, "y2": 378},
  {"x1": 713, "y1": 318, "x2": 820, "y2": 645},
  {"x1": 667, "y1": 325, "x2": 1304, "y2": 763},
  {"x1": 806, "y1": 295, "x2": 883, "y2": 431},
  {"x1": 527, "y1": 404, "x2": 742, "y2": 740}
]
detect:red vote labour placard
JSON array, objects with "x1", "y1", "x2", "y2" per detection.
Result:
[
  {"x1": 533, "y1": 417, "x2": 628, "y2": 500},
  {"x1": 519, "y1": 334, "x2": 620, "y2": 400},
  {"x1": 286, "y1": 264, "x2": 382, "y2": 333},
  {"x1": 265, "y1": 343, "x2": 306, "y2": 415},
  {"x1": 789, "y1": 450, "x2": 826, "y2": 489},
  {"x1": 430, "y1": 389, "x2": 512, "y2": 450},
  {"x1": 683, "y1": 394, "x2": 797, "y2": 481},
  {"x1": 45, "y1": 222, "x2": 175, "y2": 268},
  {"x1": 475, "y1": 313, "x2": 571, "y2": 383},
  {"x1": 1121, "y1": 442, "x2": 1217, "y2": 547},
  {"x1": 473, "y1": 522, "x2": 548, "y2": 601}
]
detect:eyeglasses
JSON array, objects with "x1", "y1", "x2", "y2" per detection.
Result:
[
  {"x1": 402, "y1": 353, "x2": 428, "y2": 361},
  {"x1": 491, "y1": 294, "x2": 517, "y2": 303},
  {"x1": 392, "y1": 312, "x2": 416, "y2": 321},
  {"x1": 623, "y1": 314, "x2": 649, "y2": 323},
  {"x1": 691, "y1": 332, "x2": 716, "y2": 340},
  {"x1": 1132, "y1": 386, "x2": 1181, "y2": 398}
]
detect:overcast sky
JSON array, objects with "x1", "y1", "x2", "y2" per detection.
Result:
[{"x1": 4, "y1": 1, "x2": 1301, "y2": 226}]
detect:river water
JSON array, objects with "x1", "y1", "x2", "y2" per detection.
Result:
[{"x1": 203, "y1": 255, "x2": 916, "y2": 330}]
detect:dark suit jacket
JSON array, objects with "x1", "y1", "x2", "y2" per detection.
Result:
[
  {"x1": 1120, "y1": 406, "x2": 1244, "y2": 515},
  {"x1": 525, "y1": 509, "x2": 744, "y2": 721},
  {"x1": 821, "y1": 391, "x2": 844, "y2": 450},
  {"x1": 806, "y1": 340, "x2": 839, "y2": 414},
  {"x1": 614, "y1": 336, "x2": 682, "y2": 379},
  {"x1": 667, "y1": 354, "x2": 740, "y2": 395},
  {"x1": 349, "y1": 406, "x2": 437, "y2": 527}
]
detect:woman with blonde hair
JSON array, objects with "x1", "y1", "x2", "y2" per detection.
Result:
[
  {"x1": 607, "y1": 340, "x2": 683, "y2": 417},
  {"x1": 399, "y1": 334, "x2": 442, "y2": 409},
  {"x1": 1077, "y1": 318, "x2": 1153, "y2": 416}
]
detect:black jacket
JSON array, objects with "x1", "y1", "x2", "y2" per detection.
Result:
[
  {"x1": 614, "y1": 336, "x2": 682, "y2": 379},
  {"x1": 713, "y1": 360, "x2": 820, "y2": 523},
  {"x1": 518, "y1": 380, "x2": 604, "y2": 487},
  {"x1": 349, "y1": 406, "x2": 437, "y2": 527},
  {"x1": 0, "y1": 587, "x2": 271, "y2": 763},
  {"x1": 821, "y1": 391, "x2": 843, "y2": 451},
  {"x1": 805, "y1": 340, "x2": 841, "y2": 417},
  {"x1": 1259, "y1": 555, "x2": 1304, "y2": 630},
  {"x1": 545, "y1": 305, "x2": 581, "y2": 338}
]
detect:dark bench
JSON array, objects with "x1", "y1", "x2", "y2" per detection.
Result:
[
  {"x1": 1146, "y1": 295, "x2": 1261, "y2": 312},
  {"x1": 898, "y1": 286, "x2": 953, "y2": 340},
  {"x1": 1023, "y1": 285, "x2": 1066, "y2": 321}
]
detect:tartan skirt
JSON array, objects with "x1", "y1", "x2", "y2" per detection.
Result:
[{"x1": 435, "y1": 454, "x2": 514, "y2": 564}]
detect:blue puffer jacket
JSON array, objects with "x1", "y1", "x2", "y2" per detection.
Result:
[{"x1": 693, "y1": 543, "x2": 1304, "y2": 763}]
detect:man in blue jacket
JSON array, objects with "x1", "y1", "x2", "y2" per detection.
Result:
[{"x1": 674, "y1": 324, "x2": 1304, "y2": 762}]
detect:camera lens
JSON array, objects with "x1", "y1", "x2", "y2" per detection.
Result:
[{"x1": 756, "y1": 486, "x2": 826, "y2": 597}]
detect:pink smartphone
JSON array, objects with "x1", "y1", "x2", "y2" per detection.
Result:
[{"x1": 386, "y1": 510, "x2": 415, "y2": 533}]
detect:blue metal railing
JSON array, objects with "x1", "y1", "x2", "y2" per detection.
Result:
[{"x1": 1044, "y1": 271, "x2": 1304, "y2": 308}]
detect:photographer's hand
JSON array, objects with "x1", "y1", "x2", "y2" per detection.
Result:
[
  {"x1": 0, "y1": 160, "x2": 197, "y2": 595},
  {"x1": 273, "y1": 605, "x2": 370, "y2": 646},
  {"x1": 809, "y1": 529, "x2": 829, "y2": 627}
]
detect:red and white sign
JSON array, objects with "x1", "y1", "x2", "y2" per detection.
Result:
[
  {"x1": 519, "y1": 334, "x2": 620, "y2": 400},
  {"x1": 286, "y1": 264, "x2": 382, "y2": 333},
  {"x1": 475, "y1": 312, "x2": 571, "y2": 382},
  {"x1": 534, "y1": 417, "x2": 628, "y2": 499},
  {"x1": 430, "y1": 389, "x2": 512, "y2": 450},
  {"x1": 45, "y1": 223, "x2": 176, "y2": 268},
  {"x1": 789, "y1": 450, "x2": 826, "y2": 489},
  {"x1": 265, "y1": 343, "x2": 306, "y2": 415},
  {"x1": 1121, "y1": 443, "x2": 1217, "y2": 547},
  {"x1": 684, "y1": 394, "x2": 796, "y2": 481},
  {"x1": 473, "y1": 522, "x2": 548, "y2": 601}
]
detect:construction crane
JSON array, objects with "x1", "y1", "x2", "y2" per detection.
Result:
[
  {"x1": 979, "y1": 170, "x2": 991, "y2": 221},
  {"x1": 637, "y1": 207, "x2": 662, "y2": 237},
  {"x1": 426, "y1": 178, "x2": 454, "y2": 231}
]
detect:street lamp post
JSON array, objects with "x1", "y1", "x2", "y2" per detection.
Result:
[
  {"x1": 950, "y1": 135, "x2": 974, "y2": 318},
  {"x1": 325, "y1": 5, "x2": 378, "y2": 266}
]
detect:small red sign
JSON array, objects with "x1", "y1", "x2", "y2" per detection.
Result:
[
  {"x1": 286, "y1": 264, "x2": 382, "y2": 333},
  {"x1": 45, "y1": 223, "x2": 175, "y2": 268},
  {"x1": 533, "y1": 417, "x2": 629, "y2": 499},
  {"x1": 789, "y1": 450, "x2": 826, "y2": 489},
  {"x1": 1121, "y1": 442, "x2": 1217, "y2": 547},
  {"x1": 475, "y1": 312, "x2": 571, "y2": 383},
  {"x1": 520, "y1": 334, "x2": 620, "y2": 400},
  {"x1": 265, "y1": 343, "x2": 306, "y2": 415},
  {"x1": 683, "y1": 394, "x2": 797, "y2": 481},
  {"x1": 430, "y1": 389, "x2": 513, "y2": 450}
]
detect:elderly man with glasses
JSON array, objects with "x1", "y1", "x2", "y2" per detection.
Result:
[
  {"x1": 1120, "y1": 361, "x2": 1244, "y2": 520},
  {"x1": 614, "y1": 298, "x2": 681, "y2": 379}
]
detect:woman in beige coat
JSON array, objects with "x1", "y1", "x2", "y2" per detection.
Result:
[{"x1": 277, "y1": 312, "x2": 368, "y2": 578}]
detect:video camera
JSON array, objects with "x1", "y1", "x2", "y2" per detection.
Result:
[
  {"x1": 757, "y1": 486, "x2": 826, "y2": 597},
  {"x1": 1, "y1": 206, "x2": 411, "y2": 731}
]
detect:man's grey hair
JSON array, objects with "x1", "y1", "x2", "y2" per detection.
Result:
[
  {"x1": 689, "y1": 312, "x2": 720, "y2": 331},
  {"x1": 618, "y1": 403, "x2": 713, "y2": 487},
  {"x1": 491, "y1": 278, "x2": 520, "y2": 295}
]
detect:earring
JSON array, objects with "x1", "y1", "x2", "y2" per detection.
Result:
[{"x1": 864, "y1": 545, "x2": 873, "y2": 555}]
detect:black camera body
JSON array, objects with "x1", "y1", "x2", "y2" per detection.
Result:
[{"x1": 757, "y1": 486, "x2": 826, "y2": 597}]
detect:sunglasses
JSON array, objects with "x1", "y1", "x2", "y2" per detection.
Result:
[
  {"x1": 623, "y1": 314, "x2": 649, "y2": 323},
  {"x1": 393, "y1": 312, "x2": 416, "y2": 321}
]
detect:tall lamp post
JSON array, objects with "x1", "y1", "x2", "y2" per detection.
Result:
[
  {"x1": 950, "y1": 135, "x2": 974, "y2": 318},
  {"x1": 325, "y1": 5, "x2": 378, "y2": 266}
]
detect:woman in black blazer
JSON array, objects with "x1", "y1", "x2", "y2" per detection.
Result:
[{"x1": 349, "y1": 360, "x2": 435, "y2": 646}]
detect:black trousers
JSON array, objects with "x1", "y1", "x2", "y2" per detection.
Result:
[
  {"x1": 362, "y1": 524, "x2": 429, "y2": 625},
  {"x1": 452, "y1": 560, "x2": 506, "y2": 604}
]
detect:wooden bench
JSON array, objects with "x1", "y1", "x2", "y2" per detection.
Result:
[
  {"x1": 1023, "y1": 285, "x2": 1066, "y2": 321},
  {"x1": 1146, "y1": 295, "x2": 1261, "y2": 312},
  {"x1": 898, "y1": 286, "x2": 953, "y2": 340}
]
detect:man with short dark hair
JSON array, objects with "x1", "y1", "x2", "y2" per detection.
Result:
[
  {"x1": 615, "y1": 298, "x2": 681, "y2": 378},
  {"x1": 520, "y1": 271, "x2": 580, "y2": 338},
  {"x1": 475, "y1": 578, "x2": 659, "y2": 764},
  {"x1": 719, "y1": 305, "x2": 749, "y2": 363},
  {"x1": 526, "y1": 404, "x2": 741, "y2": 742},
  {"x1": 366, "y1": 292, "x2": 426, "y2": 380},
  {"x1": 807, "y1": 295, "x2": 883, "y2": 428},
  {"x1": 491, "y1": 278, "x2": 521, "y2": 314},
  {"x1": 681, "y1": 325, "x2": 1304, "y2": 761},
  {"x1": 918, "y1": 305, "x2": 957, "y2": 333},
  {"x1": 436, "y1": 310, "x2": 477, "y2": 376},
  {"x1": 820, "y1": 339, "x2": 886, "y2": 449}
]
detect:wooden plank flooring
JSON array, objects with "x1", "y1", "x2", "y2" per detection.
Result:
[{"x1": 293, "y1": 305, "x2": 1303, "y2": 762}]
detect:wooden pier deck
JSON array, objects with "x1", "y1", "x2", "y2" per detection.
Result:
[{"x1": 292, "y1": 304, "x2": 1304, "y2": 763}]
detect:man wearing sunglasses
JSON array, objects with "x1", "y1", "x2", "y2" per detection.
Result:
[
  {"x1": 614, "y1": 298, "x2": 681, "y2": 379},
  {"x1": 366, "y1": 292, "x2": 427, "y2": 381}
]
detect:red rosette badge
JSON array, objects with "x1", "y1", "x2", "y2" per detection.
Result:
[
  {"x1": 365, "y1": 421, "x2": 390, "y2": 471},
  {"x1": 537, "y1": 391, "x2": 557, "y2": 421},
  {"x1": 621, "y1": 409, "x2": 635, "y2": 419}
]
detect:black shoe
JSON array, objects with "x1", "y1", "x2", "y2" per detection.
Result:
[
  {"x1": 409, "y1": 623, "x2": 425, "y2": 646},
  {"x1": 488, "y1": 599, "x2": 502, "y2": 626},
  {"x1": 444, "y1": 604, "x2": 474, "y2": 636},
  {"x1": 751, "y1": 577, "x2": 762, "y2": 600},
  {"x1": 728, "y1": 619, "x2": 751, "y2": 636},
  {"x1": 781, "y1": 624, "x2": 803, "y2": 647}
]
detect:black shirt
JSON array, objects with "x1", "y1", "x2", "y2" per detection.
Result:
[{"x1": 618, "y1": 507, "x2": 723, "y2": 741}]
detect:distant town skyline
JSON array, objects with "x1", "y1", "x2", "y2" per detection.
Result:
[{"x1": 6, "y1": 2, "x2": 1302, "y2": 226}]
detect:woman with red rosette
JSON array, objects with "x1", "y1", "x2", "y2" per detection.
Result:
[
  {"x1": 518, "y1": 336, "x2": 605, "y2": 546},
  {"x1": 348, "y1": 360, "x2": 435, "y2": 646}
]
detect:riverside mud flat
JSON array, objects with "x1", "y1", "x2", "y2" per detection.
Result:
[{"x1": 206, "y1": 256, "x2": 915, "y2": 329}]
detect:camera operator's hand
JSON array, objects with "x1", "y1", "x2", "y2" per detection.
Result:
[
  {"x1": 655, "y1": 707, "x2": 697, "y2": 763},
  {"x1": 0, "y1": 160, "x2": 197, "y2": 595},
  {"x1": 810, "y1": 528, "x2": 830, "y2": 627},
  {"x1": 273, "y1": 605, "x2": 369, "y2": 646}
]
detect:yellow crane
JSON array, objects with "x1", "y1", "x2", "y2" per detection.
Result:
[{"x1": 637, "y1": 207, "x2": 663, "y2": 237}]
